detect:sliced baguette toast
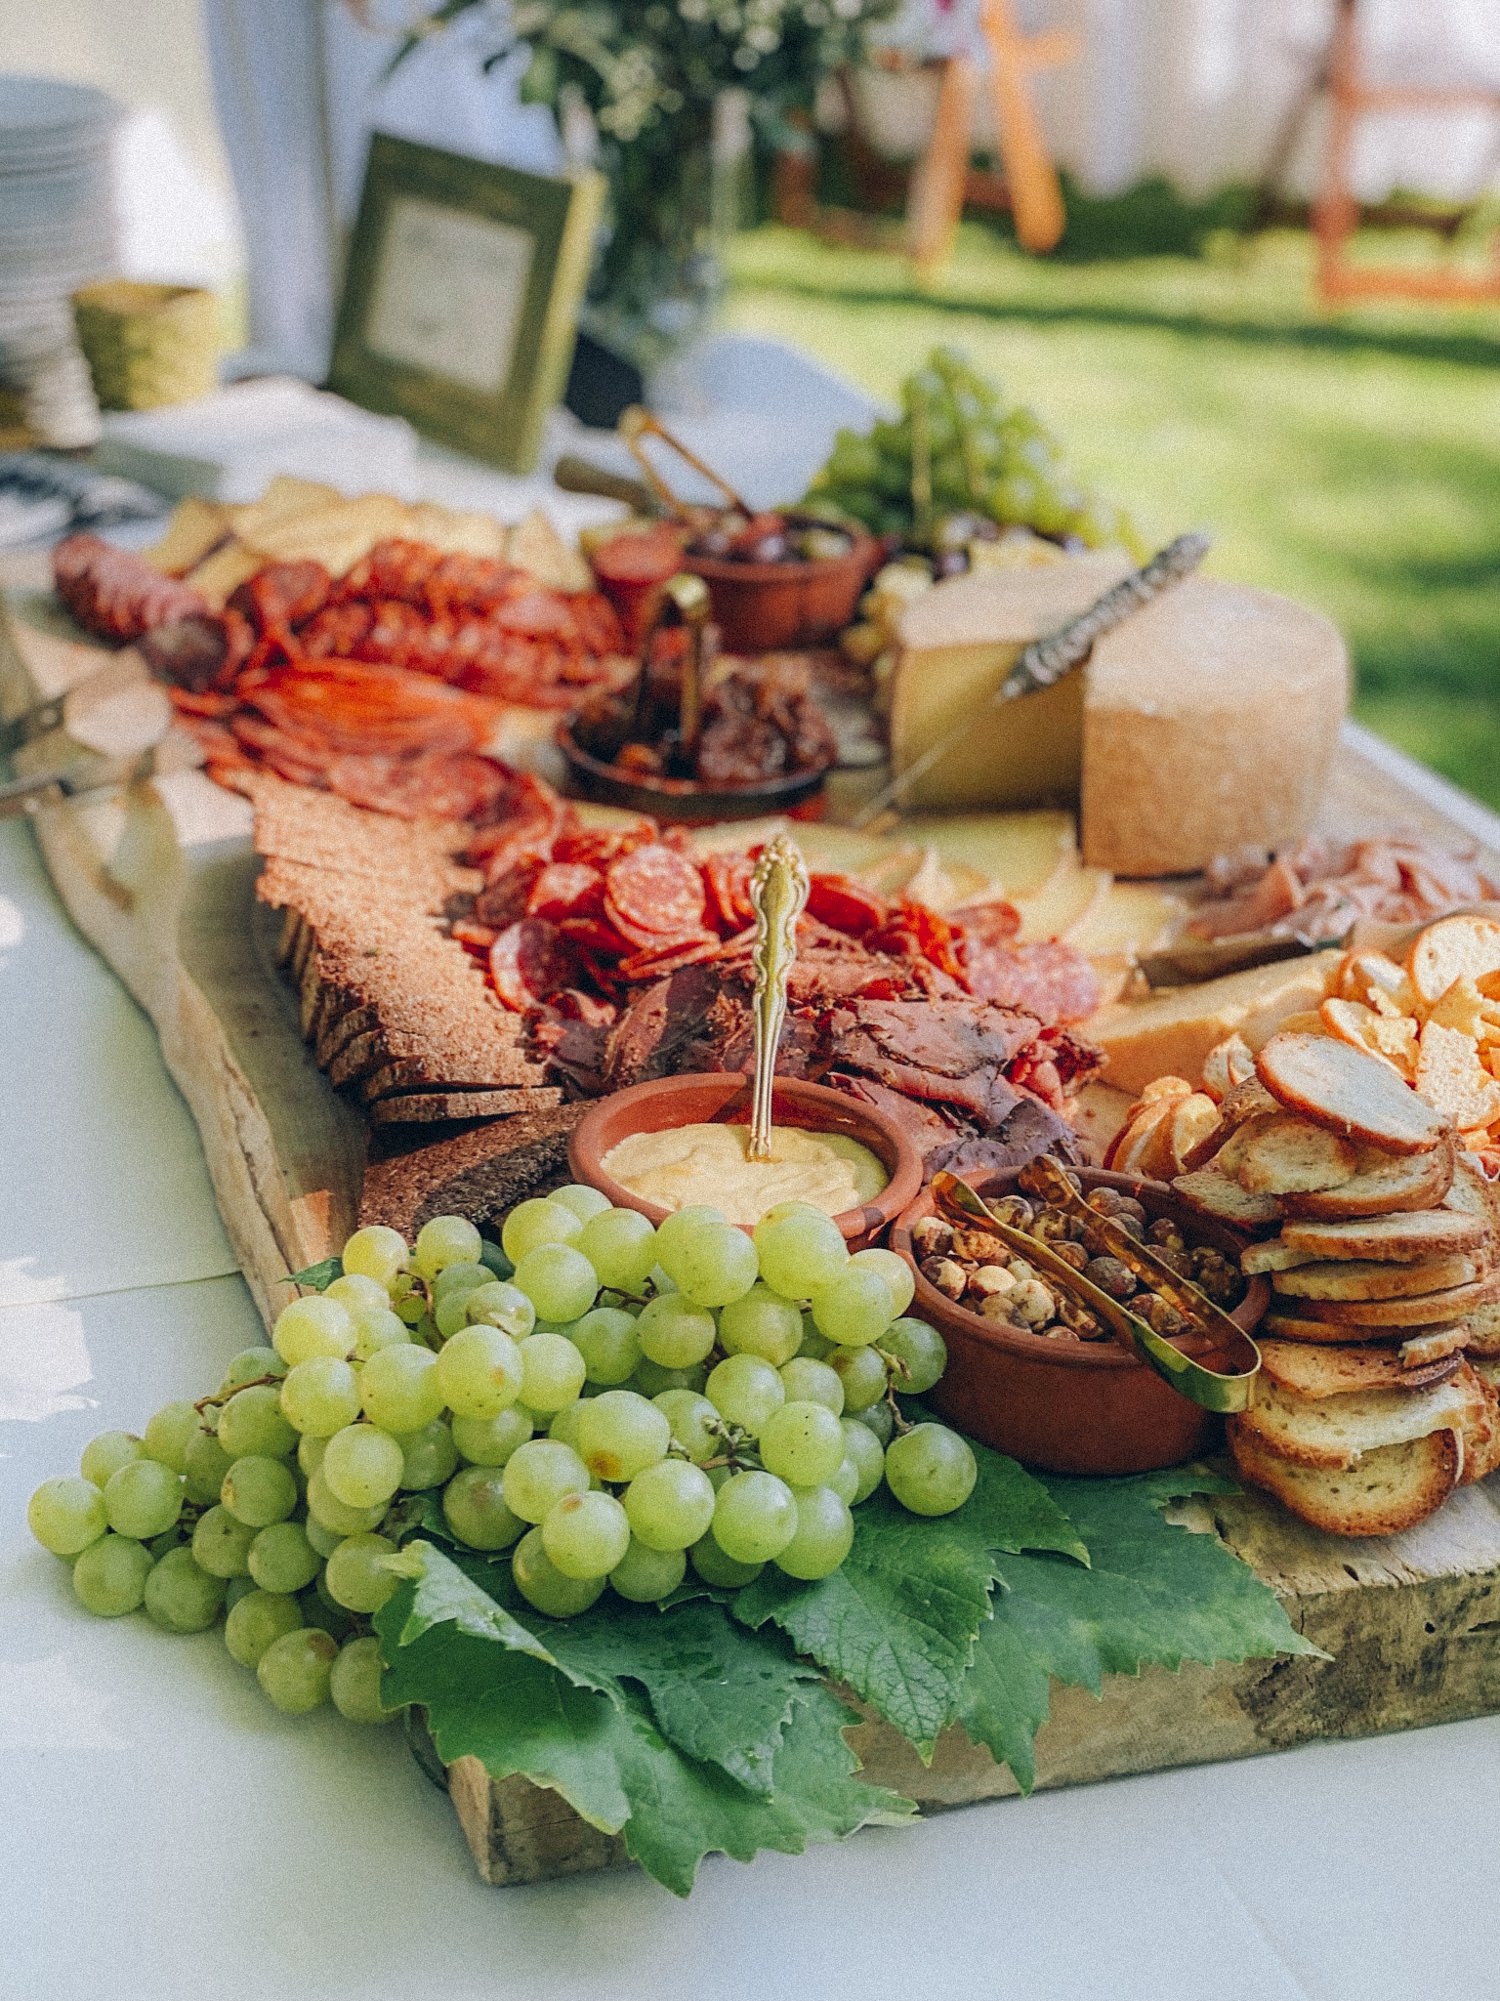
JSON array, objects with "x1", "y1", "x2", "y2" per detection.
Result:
[
  {"x1": 1236, "y1": 1114, "x2": 1359, "y2": 1197},
  {"x1": 1280, "y1": 1137, "x2": 1455, "y2": 1219},
  {"x1": 1179, "y1": 1081, "x2": 1280, "y2": 1174},
  {"x1": 1258, "y1": 1339, "x2": 1462, "y2": 1398},
  {"x1": 1457, "y1": 1300, "x2": 1500, "y2": 1357},
  {"x1": 1271, "y1": 1250, "x2": 1483, "y2": 1302},
  {"x1": 1264, "y1": 1310, "x2": 1459, "y2": 1347},
  {"x1": 1460, "y1": 1362, "x2": 1500, "y2": 1483},
  {"x1": 1400, "y1": 1326, "x2": 1472, "y2": 1368},
  {"x1": 1173, "y1": 1167, "x2": 1281, "y2": 1229},
  {"x1": 1279, "y1": 1270, "x2": 1500, "y2": 1328},
  {"x1": 1241, "y1": 1238, "x2": 1318, "y2": 1275},
  {"x1": 1278, "y1": 1206, "x2": 1486, "y2": 1263},
  {"x1": 1236, "y1": 1371, "x2": 1482, "y2": 1470},
  {"x1": 1226, "y1": 1424, "x2": 1460, "y2": 1536},
  {"x1": 1257, "y1": 1031, "x2": 1452, "y2": 1155}
]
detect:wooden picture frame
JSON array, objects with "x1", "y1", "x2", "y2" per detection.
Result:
[{"x1": 328, "y1": 134, "x2": 604, "y2": 474}]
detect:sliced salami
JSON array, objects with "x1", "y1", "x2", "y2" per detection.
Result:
[
  {"x1": 526, "y1": 862, "x2": 605, "y2": 924},
  {"x1": 807, "y1": 873, "x2": 886, "y2": 937},
  {"x1": 616, "y1": 931, "x2": 722, "y2": 982},
  {"x1": 951, "y1": 898, "x2": 1023, "y2": 948},
  {"x1": 963, "y1": 941, "x2": 1101, "y2": 1025},
  {"x1": 703, "y1": 851, "x2": 757, "y2": 935},
  {"x1": 489, "y1": 920, "x2": 585, "y2": 1012},
  {"x1": 605, "y1": 842, "x2": 708, "y2": 939}
]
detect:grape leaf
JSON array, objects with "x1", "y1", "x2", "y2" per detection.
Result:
[
  {"x1": 734, "y1": 1441, "x2": 1085, "y2": 1757},
  {"x1": 956, "y1": 1466, "x2": 1326, "y2": 1792},
  {"x1": 381, "y1": 1540, "x2": 588, "y2": 1681},
  {"x1": 286, "y1": 1255, "x2": 341, "y2": 1291}
]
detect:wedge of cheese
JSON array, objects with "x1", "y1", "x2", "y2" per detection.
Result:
[{"x1": 1081, "y1": 577, "x2": 1349, "y2": 876}]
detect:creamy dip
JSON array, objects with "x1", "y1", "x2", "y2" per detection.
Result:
[{"x1": 603, "y1": 1122, "x2": 888, "y2": 1226}]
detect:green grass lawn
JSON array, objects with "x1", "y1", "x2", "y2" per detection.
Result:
[{"x1": 723, "y1": 209, "x2": 1500, "y2": 806}]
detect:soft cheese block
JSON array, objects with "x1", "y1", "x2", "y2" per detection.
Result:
[{"x1": 1080, "y1": 576, "x2": 1349, "y2": 876}]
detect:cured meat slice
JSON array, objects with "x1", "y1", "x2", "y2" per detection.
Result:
[
  {"x1": 526, "y1": 862, "x2": 604, "y2": 924},
  {"x1": 616, "y1": 932, "x2": 722, "y2": 982},
  {"x1": 807, "y1": 873, "x2": 886, "y2": 937},
  {"x1": 962, "y1": 940, "x2": 1101, "y2": 1025},
  {"x1": 489, "y1": 920, "x2": 585, "y2": 1013},
  {"x1": 475, "y1": 857, "x2": 545, "y2": 929},
  {"x1": 604, "y1": 843, "x2": 708, "y2": 941},
  {"x1": 52, "y1": 533, "x2": 210, "y2": 643},
  {"x1": 951, "y1": 899, "x2": 1023, "y2": 947},
  {"x1": 703, "y1": 851, "x2": 757, "y2": 935}
]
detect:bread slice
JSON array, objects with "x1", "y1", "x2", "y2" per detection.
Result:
[
  {"x1": 1279, "y1": 1136, "x2": 1455, "y2": 1219},
  {"x1": 1258, "y1": 1338, "x2": 1462, "y2": 1398},
  {"x1": 1443, "y1": 1156, "x2": 1500, "y2": 1231},
  {"x1": 1458, "y1": 1300, "x2": 1500, "y2": 1357},
  {"x1": 1458, "y1": 1361, "x2": 1500, "y2": 1483},
  {"x1": 1241, "y1": 1238, "x2": 1317, "y2": 1275},
  {"x1": 1257, "y1": 1030, "x2": 1451, "y2": 1155},
  {"x1": 1400, "y1": 1325, "x2": 1471, "y2": 1368},
  {"x1": 1265, "y1": 1309, "x2": 1457, "y2": 1347},
  {"x1": 1174, "y1": 1166, "x2": 1281, "y2": 1229},
  {"x1": 1407, "y1": 914, "x2": 1500, "y2": 1007},
  {"x1": 1227, "y1": 1424, "x2": 1460, "y2": 1535},
  {"x1": 1236, "y1": 1371, "x2": 1482, "y2": 1469},
  {"x1": 1278, "y1": 1206, "x2": 1487, "y2": 1263},
  {"x1": 1281, "y1": 1270, "x2": 1500, "y2": 1328},
  {"x1": 1236, "y1": 1114, "x2": 1359, "y2": 1196},
  {"x1": 1271, "y1": 1251, "x2": 1483, "y2": 1302},
  {"x1": 1214, "y1": 1110, "x2": 1282, "y2": 1180}
]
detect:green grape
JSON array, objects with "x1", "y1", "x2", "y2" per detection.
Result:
[
  {"x1": 884, "y1": 1423, "x2": 977, "y2": 1516},
  {"x1": 431, "y1": 1261, "x2": 491, "y2": 1308},
  {"x1": 297, "y1": 1432, "x2": 327, "y2": 1478},
  {"x1": 827, "y1": 1454, "x2": 860, "y2": 1505},
  {"x1": 840, "y1": 1418, "x2": 886, "y2": 1503},
  {"x1": 798, "y1": 1318, "x2": 835, "y2": 1361},
  {"x1": 442, "y1": 1465, "x2": 526, "y2": 1550},
  {"x1": 80, "y1": 1430, "x2": 144, "y2": 1489},
  {"x1": 27, "y1": 1476, "x2": 106, "y2": 1556},
  {"x1": 622, "y1": 1459, "x2": 716, "y2": 1551},
  {"x1": 272, "y1": 1295, "x2": 355, "y2": 1367},
  {"x1": 653, "y1": 1389, "x2": 720, "y2": 1465},
  {"x1": 192, "y1": 1504, "x2": 258, "y2": 1579},
  {"x1": 462, "y1": 1280, "x2": 535, "y2": 1340},
  {"x1": 330, "y1": 1635, "x2": 397, "y2": 1724},
  {"x1": 810, "y1": 1268, "x2": 895, "y2": 1349},
  {"x1": 182, "y1": 1425, "x2": 234, "y2": 1506},
  {"x1": 577, "y1": 1207, "x2": 658, "y2": 1293},
  {"x1": 656, "y1": 1218, "x2": 758, "y2": 1309},
  {"x1": 705, "y1": 1354, "x2": 785, "y2": 1437},
  {"x1": 849, "y1": 1398, "x2": 894, "y2": 1446},
  {"x1": 257, "y1": 1628, "x2": 338, "y2": 1713},
  {"x1": 635, "y1": 1293, "x2": 716, "y2": 1370},
  {"x1": 434, "y1": 1292, "x2": 475, "y2": 1340},
  {"x1": 829, "y1": 1342, "x2": 889, "y2": 1412},
  {"x1": 610, "y1": 1538, "x2": 686, "y2": 1603},
  {"x1": 436, "y1": 1323, "x2": 525, "y2": 1417},
  {"x1": 478, "y1": 1239, "x2": 513, "y2": 1279},
  {"x1": 688, "y1": 1534, "x2": 763, "y2": 1589},
  {"x1": 323, "y1": 1532, "x2": 398, "y2": 1613},
  {"x1": 631, "y1": 1357, "x2": 707, "y2": 1397},
  {"x1": 412, "y1": 1214, "x2": 483, "y2": 1281},
  {"x1": 143, "y1": 1546, "x2": 225, "y2": 1632},
  {"x1": 394, "y1": 1418, "x2": 458, "y2": 1490},
  {"x1": 142, "y1": 1401, "x2": 201, "y2": 1475},
  {"x1": 542, "y1": 1490, "x2": 631, "y2": 1579},
  {"x1": 224, "y1": 1588, "x2": 303, "y2": 1667},
  {"x1": 712, "y1": 1470, "x2": 798, "y2": 1564},
  {"x1": 351, "y1": 1306, "x2": 410, "y2": 1360},
  {"x1": 512, "y1": 1245, "x2": 599, "y2": 1325},
  {"x1": 500, "y1": 1198, "x2": 581, "y2": 1265},
  {"x1": 392, "y1": 1290, "x2": 429, "y2": 1328},
  {"x1": 220, "y1": 1346, "x2": 286, "y2": 1393},
  {"x1": 279, "y1": 1357, "x2": 361, "y2": 1438},
  {"x1": 220, "y1": 1455, "x2": 297, "y2": 1529},
  {"x1": 224, "y1": 1574, "x2": 255, "y2": 1611},
  {"x1": 340, "y1": 1223, "x2": 408, "y2": 1287},
  {"x1": 654, "y1": 1204, "x2": 728, "y2": 1256},
  {"x1": 645, "y1": 1266, "x2": 677, "y2": 1296},
  {"x1": 757, "y1": 1401, "x2": 845, "y2": 1487},
  {"x1": 325, "y1": 1272, "x2": 390, "y2": 1316},
  {"x1": 305, "y1": 1467, "x2": 387, "y2": 1537},
  {"x1": 849, "y1": 1246, "x2": 915, "y2": 1317},
  {"x1": 452, "y1": 1406, "x2": 533, "y2": 1467},
  {"x1": 359, "y1": 1343, "x2": 443, "y2": 1433},
  {"x1": 249, "y1": 1520, "x2": 321, "y2": 1594},
  {"x1": 146, "y1": 1527, "x2": 183, "y2": 1561},
  {"x1": 512, "y1": 1527, "x2": 606, "y2": 1618},
  {"x1": 778, "y1": 1356, "x2": 844, "y2": 1414},
  {"x1": 568, "y1": 1307, "x2": 641, "y2": 1387},
  {"x1": 72, "y1": 1534, "x2": 152, "y2": 1615},
  {"x1": 752, "y1": 1203, "x2": 849, "y2": 1299},
  {"x1": 547, "y1": 1401, "x2": 585, "y2": 1450},
  {"x1": 718, "y1": 1282, "x2": 803, "y2": 1366},
  {"x1": 298, "y1": 1587, "x2": 353, "y2": 1643},
  {"x1": 517, "y1": 1331, "x2": 588, "y2": 1414},
  {"x1": 218, "y1": 1384, "x2": 297, "y2": 1461},
  {"x1": 303, "y1": 1514, "x2": 344, "y2": 1559},
  {"x1": 880, "y1": 1317, "x2": 948, "y2": 1396},
  {"x1": 577, "y1": 1390, "x2": 670, "y2": 1482},
  {"x1": 775, "y1": 1486, "x2": 854, "y2": 1580},
  {"x1": 550, "y1": 1183, "x2": 612, "y2": 1224},
  {"x1": 501, "y1": 1438, "x2": 590, "y2": 1523},
  {"x1": 323, "y1": 1425, "x2": 404, "y2": 1510}
]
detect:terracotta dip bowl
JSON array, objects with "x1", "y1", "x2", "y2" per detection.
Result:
[
  {"x1": 683, "y1": 521, "x2": 881, "y2": 654},
  {"x1": 891, "y1": 1165, "x2": 1269, "y2": 1477},
  {"x1": 569, "y1": 1072, "x2": 923, "y2": 1249}
]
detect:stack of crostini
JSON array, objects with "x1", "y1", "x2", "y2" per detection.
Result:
[{"x1": 1173, "y1": 1029, "x2": 1500, "y2": 1537}]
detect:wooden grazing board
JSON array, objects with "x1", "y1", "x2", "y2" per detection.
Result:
[{"x1": 9, "y1": 559, "x2": 1500, "y2": 1886}]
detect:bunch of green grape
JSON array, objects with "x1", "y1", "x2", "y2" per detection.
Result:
[
  {"x1": 805, "y1": 344, "x2": 1138, "y2": 554},
  {"x1": 27, "y1": 1190, "x2": 976, "y2": 1713}
]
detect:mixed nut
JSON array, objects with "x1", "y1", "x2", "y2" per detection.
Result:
[{"x1": 909, "y1": 1188, "x2": 1245, "y2": 1343}]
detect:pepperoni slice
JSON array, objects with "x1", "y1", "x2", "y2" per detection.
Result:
[
  {"x1": 450, "y1": 918, "x2": 498, "y2": 952},
  {"x1": 807, "y1": 873, "x2": 886, "y2": 937},
  {"x1": 489, "y1": 920, "x2": 584, "y2": 1012},
  {"x1": 962, "y1": 941, "x2": 1101, "y2": 1025},
  {"x1": 558, "y1": 914, "x2": 629, "y2": 957},
  {"x1": 526, "y1": 862, "x2": 605, "y2": 924},
  {"x1": 703, "y1": 851, "x2": 757, "y2": 935},
  {"x1": 616, "y1": 932, "x2": 722, "y2": 982},
  {"x1": 605, "y1": 843, "x2": 708, "y2": 940},
  {"x1": 951, "y1": 898, "x2": 1023, "y2": 948}
]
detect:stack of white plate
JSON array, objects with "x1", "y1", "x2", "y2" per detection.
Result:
[{"x1": 0, "y1": 75, "x2": 121, "y2": 448}]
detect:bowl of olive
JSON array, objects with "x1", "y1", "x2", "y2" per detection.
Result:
[{"x1": 680, "y1": 509, "x2": 880, "y2": 654}]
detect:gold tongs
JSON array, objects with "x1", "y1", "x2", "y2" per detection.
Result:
[
  {"x1": 931, "y1": 1161, "x2": 1261, "y2": 1414},
  {"x1": 618, "y1": 406, "x2": 753, "y2": 523}
]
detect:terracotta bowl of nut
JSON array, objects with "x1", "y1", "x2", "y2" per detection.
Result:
[
  {"x1": 890, "y1": 1166, "x2": 1270, "y2": 1476},
  {"x1": 569, "y1": 1072, "x2": 924, "y2": 1250}
]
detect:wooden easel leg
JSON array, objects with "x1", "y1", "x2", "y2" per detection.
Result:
[
  {"x1": 908, "y1": 56, "x2": 981, "y2": 277},
  {"x1": 979, "y1": 0, "x2": 1067, "y2": 253},
  {"x1": 1313, "y1": 0, "x2": 1361, "y2": 304}
]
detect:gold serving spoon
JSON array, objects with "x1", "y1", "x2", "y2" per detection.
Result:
[
  {"x1": 746, "y1": 834, "x2": 810, "y2": 1161},
  {"x1": 931, "y1": 1165, "x2": 1261, "y2": 1414}
]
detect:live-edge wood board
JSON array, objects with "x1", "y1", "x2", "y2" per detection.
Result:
[{"x1": 8, "y1": 559, "x2": 1500, "y2": 1888}]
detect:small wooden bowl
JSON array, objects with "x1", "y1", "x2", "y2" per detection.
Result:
[
  {"x1": 891, "y1": 1166, "x2": 1269, "y2": 1476},
  {"x1": 684, "y1": 521, "x2": 881, "y2": 653},
  {"x1": 569, "y1": 1072, "x2": 923, "y2": 1248},
  {"x1": 555, "y1": 720, "x2": 830, "y2": 825}
]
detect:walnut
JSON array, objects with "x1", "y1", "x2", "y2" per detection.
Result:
[
  {"x1": 1084, "y1": 1256, "x2": 1138, "y2": 1300},
  {"x1": 1008, "y1": 1279, "x2": 1056, "y2": 1328},
  {"x1": 911, "y1": 1215, "x2": 954, "y2": 1260},
  {"x1": 964, "y1": 1265, "x2": 1016, "y2": 1307},
  {"x1": 1146, "y1": 1218, "x2": 1187, "y2": 1254},
  {"x1": 1050, "y1": 1239, "x2": 1088, "y2": 1272},
  {"x1": 987, "y1": 1195, "x2": 1035, "y2": 1230},
  {"x1": 922, "y1": 1257, "x2": 968, "y2": 1300},
  {"x1": 1190, "y1": 1249, "x2": 1240, "y2": 1306},
  {"x1": 1086, "y1": 1188, "x2": 1134, "y2": 1219}
]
